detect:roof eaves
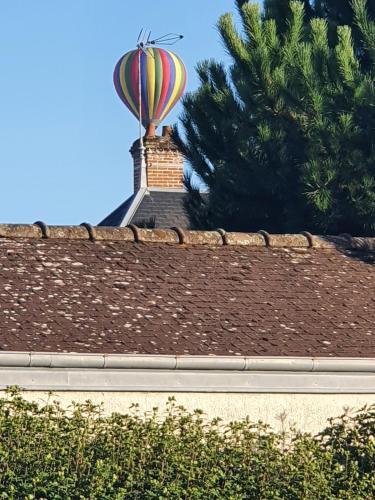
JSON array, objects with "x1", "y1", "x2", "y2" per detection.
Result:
[
  {"x1": 1, "y1": 353, "x2": 375, "y2": 393},
  {"x1": 1, "y1": 352, "x2": 375, "y2": 372}
]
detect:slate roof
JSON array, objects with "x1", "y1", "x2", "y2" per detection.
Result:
[
  {"x1": 0, "y1": 224, "x2": 374, "y2": 357},
  {"x1": 98, "y1": 194, "x2": 135, "y2": 227},
  {"x1": 131, "y1": 190, "x2": 189, "y2": 228},
  {"x1": 98, "y1": 190, "x2": 190, "y2": 228}
]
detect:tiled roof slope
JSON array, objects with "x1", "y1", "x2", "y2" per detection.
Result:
[
  {"x1": 98, "y1": 194, "x2": 135, "y2": 227},
  {"x1": 131, "y1": 191, "x2": 189, "y2": 228},
  {"x1": 98, "y1": 190, "x2": 191, "y2": 228},
  {"x1": 0, "y1": 224, "x2": 374, "y2": 357}
]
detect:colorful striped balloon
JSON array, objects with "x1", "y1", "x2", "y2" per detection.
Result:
[{"x1": 114, "y1": 47, "x2": 187, "y2": 134}]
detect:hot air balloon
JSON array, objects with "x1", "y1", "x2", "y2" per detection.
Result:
[{"x1": 113, "y1": 47, "x2": 187, "y2": 137}]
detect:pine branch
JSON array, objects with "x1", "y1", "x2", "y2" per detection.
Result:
[{"x1": 177, "y1": 0, "x2": 375, "y2": 235}]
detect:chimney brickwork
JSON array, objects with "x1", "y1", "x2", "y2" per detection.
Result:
[{"x1": 130, "y1": 127, "x2": 184, "y2": 192}]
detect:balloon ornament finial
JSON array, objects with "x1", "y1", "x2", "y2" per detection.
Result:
[{"x1": 113, "y1": 30, "x2": 186, "y2": 138}]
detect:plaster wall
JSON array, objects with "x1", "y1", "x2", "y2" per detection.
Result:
[{"x1": 4, "y1": 391, "x2": 375, "y2": 435}]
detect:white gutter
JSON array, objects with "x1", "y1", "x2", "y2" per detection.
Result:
[
  {"x1": 1, "y1": 353, "x2": 374, "y2": 393},
  {"x1": 0, "y1": 352, "x2": 374, "y2": 372}
]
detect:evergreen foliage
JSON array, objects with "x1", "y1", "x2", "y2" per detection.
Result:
[
  {"x1": 1, "y1": 389, "x2": 375, "y2": 498},
  {"x1": 265, "y1": 0, "x2": 375, "y2": 49},
  {"x1": 175, "y1": 0, "x2": 375, "y2": 234},
  {"x1": 276, "y1": 0, "x2": 375, "y2": 66},
  {"x1": 315, "y1": 0, "x2": 375, "y2": 61}
]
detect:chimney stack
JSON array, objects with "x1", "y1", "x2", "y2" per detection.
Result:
[{"x1": 130, "y1": 127, "x2": 184, "y2": 192}]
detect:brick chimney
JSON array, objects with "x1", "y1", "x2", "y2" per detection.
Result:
[{"x1": 130, "y1": 126, "x2": 184, "y2": 192}]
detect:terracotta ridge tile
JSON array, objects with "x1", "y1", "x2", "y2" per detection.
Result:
[{"x1": 0, "y1": 223, "x2": 373, "y2": 250}]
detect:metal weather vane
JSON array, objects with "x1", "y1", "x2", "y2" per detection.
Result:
[{"x1": 137, "y1": 29, "x2": 184, "y2": 49}]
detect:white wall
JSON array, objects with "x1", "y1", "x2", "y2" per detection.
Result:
[{"x1": 5, "y1": 391, "x2": 375, "y2": 435}]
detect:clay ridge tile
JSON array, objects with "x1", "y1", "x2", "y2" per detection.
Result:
[
  {"x1": 0, "y1": 223, "x2": 372, "y2": 250},
  {"x1": 0, "y1": 224, "x2": 43, "y2": 239}
]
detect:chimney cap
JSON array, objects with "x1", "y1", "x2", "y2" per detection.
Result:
[{"x1": 145, "y1": 123, "x2": 156, "y2": 138}]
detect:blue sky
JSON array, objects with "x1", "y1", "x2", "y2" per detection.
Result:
[{"x1": 0, "y1": 1, "x2": 239, "y2": 225}]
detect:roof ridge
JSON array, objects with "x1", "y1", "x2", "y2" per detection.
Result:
[{"x1": 0, "y1": 223, "x2": 374, "y2": 250}]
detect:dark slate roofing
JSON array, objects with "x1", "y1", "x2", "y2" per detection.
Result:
[
  {"x1": 99, "y1": 190, "x2": 210, "y2": 229},
  {"x1": 98, "y1": 189, "x2": 189, "y2": 229},
  {"x1": 99, "y1": 190, "x2": 190, "y2": 229},
  {"x1": 98, "y1": 194, "x2": 135, "y2": 227},
  {"x1": 131, "y1": 190, "x2": 189, "y2": 228},
  {"x1": 0, "y1": 224, "x2": 374, "y2": 357}
]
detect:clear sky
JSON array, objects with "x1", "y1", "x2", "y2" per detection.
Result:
[{"x1": 0, "y1": 0, "x2": 239, "y2": 225}]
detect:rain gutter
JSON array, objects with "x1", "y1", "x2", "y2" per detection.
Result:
[{"x1": 0, "y1": 353, "x2": 374, "y2": 393}]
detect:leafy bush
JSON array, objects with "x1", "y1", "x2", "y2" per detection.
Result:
[{"x1": 0, "y1": 388, "x2": 375, "y2": 499}]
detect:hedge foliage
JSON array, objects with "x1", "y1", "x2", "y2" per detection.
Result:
[{"x1": 0, "y1": 388, "x2": 375, "y2": 499}]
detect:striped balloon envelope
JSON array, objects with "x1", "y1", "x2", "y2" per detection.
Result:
[{"x1": 114, "y1": 47, "x2": 187, "y2": 134}]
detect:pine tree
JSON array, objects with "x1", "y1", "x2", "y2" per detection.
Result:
[
  {"x1": 315, "y1": 0, "x2": 375, "y2": 27},
  {"x1": 315, "y1": 0, "x2": 375, "y2": 67},
  {"x1": 265, "y1": 0, "x2": 375, "y2": 48},
  {"x1": 175, "y1": 0, "x2": 375, "y2": 235},
  {"x1": 264, "y1": 0, "x2": 314, "y2": 33}
]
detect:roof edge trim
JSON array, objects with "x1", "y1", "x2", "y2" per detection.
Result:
[
  {"x1": 120, "y1": 188, "x2": 148, "y2": 227},
  {"x1": 0, "y1": 353, "x2": 374, "y2": 372},
  {"x1": 1, "y1": 369, "x2": 375, "y2": 393}
]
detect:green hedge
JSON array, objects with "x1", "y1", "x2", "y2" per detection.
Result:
[{"x1": 0, "y1": 388, "x2": 374, "y2": 499}]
